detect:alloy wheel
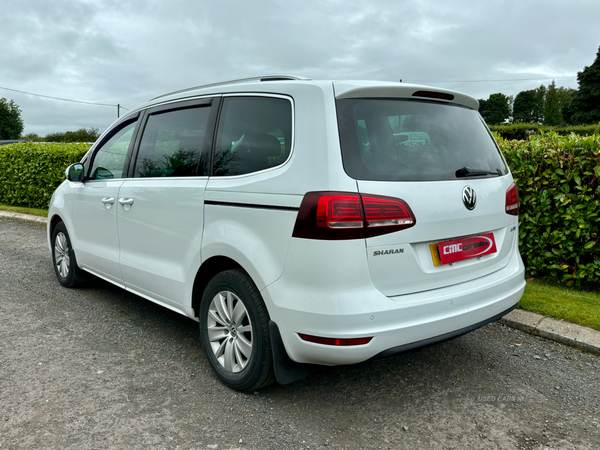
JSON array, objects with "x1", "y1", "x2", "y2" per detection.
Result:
[
  {"x1": 206, "y1": 290, "x2": 253, "y2": 373},
  {"x1": 54, "y1": 232, "x2": 70, "y2": 279}
]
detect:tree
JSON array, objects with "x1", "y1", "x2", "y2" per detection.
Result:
[
  {"x1": 478, "y1": 98, "x2": 487, "y2": 115},
  {"x1": 479, "y1": 93, "x2": 510, "y2": 125},
  {"x1": 571, "y1": 45, "x2": 600, "y2": 124},
  {"x1": 64, "y1": 127, "x2": 100, "y2": 142},
  {"x1": 512, "y1": 90, "x2": 537, "y2": 123},
  {"x1": 557, "y1": 87, "x2": 576, "y2": 124},
  {"x1": 534, "y1": 84, "x2": 547, "y2": 122},
  {"x1": 44, "y1": 131, "x2": 66, "y2": 142},
  {"x1": 543, "y1": 80, "x2": 562, "y2": 126},
  {"x1": 512, "y1": 86, "x2": 546, "y2": 123},
  {"x1": 0, "y1": 98, "x2": 24, "y2": 139},
  {"x1": 507, "y1": 95, "x2": 515, "y2": 121},
  {"x1": 45, "y1": 127, "x2": 100, "y2": 143},
  {"x1": 21, "y1": 132, "x2": 43, "y2": 141}
]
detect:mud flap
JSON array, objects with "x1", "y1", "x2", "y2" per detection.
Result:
[{"x1": 269, "y1": 321, "x2": 310, "y2": 385}]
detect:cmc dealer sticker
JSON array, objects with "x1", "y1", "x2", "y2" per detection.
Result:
[{"x1": 437, "y1": 232, "x2": 498, "y2": 265}]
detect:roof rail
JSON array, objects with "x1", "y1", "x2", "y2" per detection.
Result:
[{"x1": 151, "y1": 75, "x2": 311, "y2": 100}]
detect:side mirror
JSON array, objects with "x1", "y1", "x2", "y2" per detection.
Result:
[{"x1": 65, "y1": 163, "x2": 85, "y2": 182}]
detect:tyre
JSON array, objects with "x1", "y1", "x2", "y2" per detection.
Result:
[
  {"x1": 199, "y1": 270, "x2": 275, "y2": 391},
  {"x1": 51, "y1": 222, "x2": 85, "y2": 288}
]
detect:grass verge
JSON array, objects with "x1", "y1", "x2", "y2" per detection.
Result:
[
  {"x1": 0, "y1": 203, "x2": 48, "y2": 217},
  {"x1": 519, "y1": 279, "x2": 600, "y2": 331}
]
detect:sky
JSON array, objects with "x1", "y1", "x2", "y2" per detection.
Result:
[{"x1": 1, "y1": 0, "x2": 599, "y2": 136}]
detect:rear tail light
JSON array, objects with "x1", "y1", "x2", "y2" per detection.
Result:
[
  {"x1": 292, "y1": 191, "x2": 416, "y2": 240},
  {"x1": 317, "y1": 193, "x2": 364, "y2": 229},
  {"x1": 362, "y1": 195, "x2": 415, "y2": 228},
  {"x1": 298, "y1": 333, "x2": 373, "y2": 346},
  {"x1": 505, "y1": 182, "x2": 520, "y2": 216}
]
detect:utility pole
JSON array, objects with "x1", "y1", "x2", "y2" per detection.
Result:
[{"x1": 117, "y1": 104, "x2": 121, "y2": 118}]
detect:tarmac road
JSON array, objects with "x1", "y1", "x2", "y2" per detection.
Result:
[{"x1": 0, "y1": 218, "x2": 599, "y2": 450}]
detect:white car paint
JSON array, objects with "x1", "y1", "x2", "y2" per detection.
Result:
[{"x1": 48, "y1": 77, "x2": 525, "y2": 374}]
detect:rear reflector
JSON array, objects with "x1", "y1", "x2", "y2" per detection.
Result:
[
  {"x1": 292, "y1": 191, "x2": 416, "y2": 240},
  {"x1": 506, "y1": 182, "x2": 520, "y2": 215},
  {"x1": 298, "y1": 333, "x2": 373, "y2": 346},
  {"x1": 412, "y1": 90, "x2": 455, "y2": 101}
]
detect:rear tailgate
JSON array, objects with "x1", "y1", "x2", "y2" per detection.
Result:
[
  {"x1": 357, "y1": 177, "x2": 517, "y2": 297},
  {"x1": 334, "y1": 83, "x2": 519, "y2": 298}
]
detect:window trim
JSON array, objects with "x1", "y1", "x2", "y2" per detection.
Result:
[
  {"x1": 85, "y1": 114, "x2": 140, "y2": 181},
  {"x1": 126, "y1": 97, "x2": 220, "y2": 179},
  {"x1": 210, "y1": 93, "x2": 295, "y2": 178}
]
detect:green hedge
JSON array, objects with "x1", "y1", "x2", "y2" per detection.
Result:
[
  {"x1": 1, "y1": 136, "x2": 599, "y2": 288},
  {"x1": 490, "y1": 123, "x2": 600, "y2": 140},
  {"x1": 497, "y1": 132, "x2": 600, "y2": 288},
  {"x1": 0, "y1": 143, "x2": 89, "y2": 208}
]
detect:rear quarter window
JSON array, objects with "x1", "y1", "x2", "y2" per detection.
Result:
[
  {"x1": 213, "y1": 96, "x2": 292, "y2": 176},
  {"x1": 337, "y1": 98, "x2": 508, "y2": 181}
]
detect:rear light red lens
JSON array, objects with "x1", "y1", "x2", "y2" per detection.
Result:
[
  {"x1": 506, "y1": 182, "x2": 520, "y2": 216},
  {"x1": 316, "y1": 194, "x2": 364, "y2": 229},
  {"x1": 362, "y1": 195, "x2": 415, "y2": 229},
  {"x1": 298, "y1": 333, "x2": 373, "y2": 346},
  {"x1": 292, "y1": 191, "x2": 416, "y2": 240},
  {"x1": 293, "y1": 192, "x2": 366, "y2": 240}
]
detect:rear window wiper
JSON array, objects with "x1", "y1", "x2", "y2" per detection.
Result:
[{"x1": 455, "y1": 166, "x2": 501, "y2": 178}]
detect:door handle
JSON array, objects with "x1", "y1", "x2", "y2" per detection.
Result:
[
  {"x1": 119, "y1": 198, "x2": 134, "y2": 206},
  {"x1": 101, "y1": 197, "x2": 115, "y2": 204}
]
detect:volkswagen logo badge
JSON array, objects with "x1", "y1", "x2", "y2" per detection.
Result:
[{"x1": 462, "y1": 186, "x2": 476, "y2": 210}]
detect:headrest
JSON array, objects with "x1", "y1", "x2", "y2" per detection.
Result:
[{"x1": 237, "y1": 133, "x2": 282, "y2": 158}]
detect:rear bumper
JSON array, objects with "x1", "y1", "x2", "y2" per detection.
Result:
[
  {"x1": 263, "y1": 243, "x2": 525, "y2": 366},
  {"x1": 368, "y1": 302, "x2": 517, "y2": 362}
]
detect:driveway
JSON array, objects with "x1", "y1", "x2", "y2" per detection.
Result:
[{"x1": 1, "y1": 219, "x2": 598, "y2": 449}]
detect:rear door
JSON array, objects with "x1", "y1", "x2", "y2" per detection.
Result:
[
  {"x1": 117, "y1": 98, "x2": 219, "y2": 307},
  {"x1": 203, "y1": 95, "x2": 296, "y2": 290},
  {"x1": 336, "y1": 96, "x2": 519, "y2": 297}
]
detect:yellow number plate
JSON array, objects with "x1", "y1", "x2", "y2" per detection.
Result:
[{"x1": 429, "y1": 243, "x2": 443, "y2": 267}]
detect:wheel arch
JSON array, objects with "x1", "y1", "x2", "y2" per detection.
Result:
[
  {"x1": 191, "y1": 256, "x2": 247, "y2": 318},
  {"x1": 49, "y1": 214, "x2": 63, "y2": 233},
  {"x1": 48, "y1": 214, "x2": 64, "y2": 250}
]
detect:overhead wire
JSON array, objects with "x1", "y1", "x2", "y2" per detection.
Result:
[
  {"x1": 403, "y1": 76, "x2": 575, "y2": 84},
  {"x1": 0, "y1": 85, "x2": 129, "y2": 110}
]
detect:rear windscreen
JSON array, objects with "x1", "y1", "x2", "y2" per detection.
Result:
[{"x1": 336, "y1": 98, "x2": 508, "y2": 181}]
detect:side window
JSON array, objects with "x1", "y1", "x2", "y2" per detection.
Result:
[
  {"x1": 89, "y1": 121, "x2": 137, "y2": 180},
  {"x1": 134, "y1": 106, "x2": 211, "y2": 178},
  {"x1": 213, "y1": 96, "x2": 292, "y2": 176}
]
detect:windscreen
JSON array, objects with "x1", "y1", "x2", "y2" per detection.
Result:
[{"x1": 337, "y1": 98, "x2": 508, "y2": 181}]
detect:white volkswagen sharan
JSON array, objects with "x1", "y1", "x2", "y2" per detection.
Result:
[{"x1": 48, "y1": 76, "x2": 525, "y2": 391}]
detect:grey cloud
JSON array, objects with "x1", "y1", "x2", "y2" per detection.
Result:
[{"x1": 1, "y1": 0, "x2": 599, "y2": 134}]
